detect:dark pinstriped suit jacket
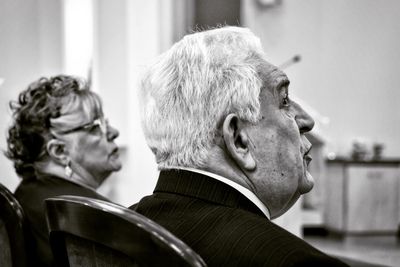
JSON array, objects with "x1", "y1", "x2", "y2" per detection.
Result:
[{"x1": 131, "y1": 169, "x2": 348, "y2": 267}]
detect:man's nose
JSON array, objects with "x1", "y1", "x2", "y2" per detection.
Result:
[
  {"x1": 294, "y1": 102, "x2": 315, "y2": 134},
  {"x1": 106, "y1": 124, "x2": 119, "y2": 141}
]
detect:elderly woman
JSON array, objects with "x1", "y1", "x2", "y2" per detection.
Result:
[{"x1": 6, "y1": 75, "x2": 122, "y2": 266}]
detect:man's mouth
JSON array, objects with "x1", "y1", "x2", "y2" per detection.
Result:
[
  {"x1": 304, "y1": 154, "x2": 312, "y2": 166},
  {"x1": 299, "y1": 146, "x2": 315, "y2": 194},
  {"x1": 303, "y1": 146, "x2": 312, "y2": 166}
]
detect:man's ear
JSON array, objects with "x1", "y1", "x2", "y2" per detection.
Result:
[
  {"x1": 46, "y1": 139, "x2": 69, "y2": 165},
  {"x1": 222, "y1": 114, "x2": 256, "y2": 171}
]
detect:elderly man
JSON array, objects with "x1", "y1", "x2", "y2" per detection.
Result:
[{"x1": 132, "y1": 27, "x2": 347, "y2": 266}]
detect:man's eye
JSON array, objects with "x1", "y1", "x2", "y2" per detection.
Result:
[{"x1": 282, "y1": 93, "x2": 290, "y2": 106}]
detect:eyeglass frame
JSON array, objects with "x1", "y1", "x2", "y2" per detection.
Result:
[{"x1": 56, "y1": 117, "x2": 108, "y2": 135}]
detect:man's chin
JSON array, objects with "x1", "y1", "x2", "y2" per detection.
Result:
[{"x1": 299, "y1": 171, "x2": 314, "y2": 194}]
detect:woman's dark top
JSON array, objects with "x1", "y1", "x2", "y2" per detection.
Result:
[{"x1": 14, "y1": 174, "x2": 108, "y2": 267}]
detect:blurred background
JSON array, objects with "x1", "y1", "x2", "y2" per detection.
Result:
[{"x1": 1, "y1": 0, "x2": 399, "y2": 265}]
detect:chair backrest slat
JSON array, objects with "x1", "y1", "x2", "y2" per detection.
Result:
[
  {"x1": 0, "y1": 183, "x2": 28, "y2": 267},
  {"x1": 45, "y1": 195, "x2": 207, "y2": 267}
]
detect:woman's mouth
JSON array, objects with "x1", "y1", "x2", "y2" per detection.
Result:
[{"x1": 109, "y1": 147, "x2": 120, "y2": 158}]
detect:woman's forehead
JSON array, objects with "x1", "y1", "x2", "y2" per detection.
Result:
[
  {"x1": 50, "y1": 107, "x2": 91, "y2": 132},
  {"x1": 68, "y1": 94, "x2": 101, "y2": 117},
  {"x1": 50, "y1": 95, "x2": 102, "y2": 131},
  {"x1": 80, "y1": 93, "x2": 103, "y2": 118}
]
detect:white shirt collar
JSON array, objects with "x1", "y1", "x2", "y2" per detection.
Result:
[{"x1": 172, "y1": 167, "x2": 270, "y2": 219}]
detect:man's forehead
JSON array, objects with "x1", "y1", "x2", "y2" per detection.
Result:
[
  {"x1": 259, "y1": 61, "x2": 290, "y2": 89},
  {"x1": 270, "y1": 69, "x2": 290, "y2": 89}
]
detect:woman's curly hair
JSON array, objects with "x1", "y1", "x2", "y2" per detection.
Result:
[{"x1": 5, "y1": 75, "x2": 91, "y2": 180}]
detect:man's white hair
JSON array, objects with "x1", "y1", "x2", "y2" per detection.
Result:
[{"x1": 139, "y1": 26, "x2": 265, "y2": 169}]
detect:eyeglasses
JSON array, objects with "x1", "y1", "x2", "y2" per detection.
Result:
[{"x1": 57, "y1": 117, "x2": 108, "y2": 135}]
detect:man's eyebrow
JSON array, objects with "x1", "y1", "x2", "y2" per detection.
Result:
[{"x1": 276, "y1": 78, "x2": 290, "y2": 91}]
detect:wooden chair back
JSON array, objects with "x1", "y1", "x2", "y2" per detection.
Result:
[
  {"x1": 45, "y1": 195, "x2": 207, "y2": 267},
  {"x1": 0, "y1": 183, "x2": 28, "y2": 267}
]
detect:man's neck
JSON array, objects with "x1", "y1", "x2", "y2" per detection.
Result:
[{"x1": 202, "y1": 145, "x2": 257, "y2": 192}]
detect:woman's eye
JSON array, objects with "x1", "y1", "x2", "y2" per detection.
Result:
[{"x1": 88, "y1": 125, "x2": 102, "y2": 134}]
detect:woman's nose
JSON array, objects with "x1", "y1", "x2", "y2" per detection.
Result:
[
  {"x1": 106, "y1": 124, "x2": 119, "y2": 141},
  {"x1": 294, "y1": 101, "x2": 315, "y2": 134}
]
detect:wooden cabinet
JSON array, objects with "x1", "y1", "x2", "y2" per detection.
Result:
[{"x1": 325, "y1": 158, "x2": 400, "y2": 234}]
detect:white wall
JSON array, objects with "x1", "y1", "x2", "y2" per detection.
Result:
[
  {"x1": 0, "y1": 0, "x2": 63, "y2": 191},
  {"x1": 0, "y1": 0, "x2": 170, "y2": 206},
  {"x1": 242, "y1": 0, "x2": 400, "y2": 158},
  {"x1": 95, "y1": 0, "x2": 171, "y2": 206}
]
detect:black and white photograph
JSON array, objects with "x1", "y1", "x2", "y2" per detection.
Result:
[{"x1": 0, "y1": 0, "x2": 399, "y2": 266}]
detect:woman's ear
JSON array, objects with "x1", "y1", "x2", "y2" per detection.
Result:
[
  {"x1": 222, "y1": 114, "x2": 256, "y2": 171},
  {"x1": 46, "y1": 139, "x2": 69, "y2": 165}
]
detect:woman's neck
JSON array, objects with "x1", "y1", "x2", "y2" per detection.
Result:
[{"x1": 36, "y1": 160, "x2": 99, "y2": 190}]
